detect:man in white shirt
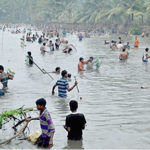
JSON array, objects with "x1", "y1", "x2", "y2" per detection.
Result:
[{"x1": 117, "y1": 41, "x2": 124, "y2": 49}]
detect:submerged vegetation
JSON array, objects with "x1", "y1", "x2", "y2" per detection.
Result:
[
  {"x1": 0, "y1": 107, "x2": 34, "y2": 128},
  {"x1": 0, "y1": 0, "x2": 150, "y2": 25}
]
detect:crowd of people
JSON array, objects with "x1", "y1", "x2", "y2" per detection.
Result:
[
  {"x1": 104, "y1": 36, "x2": 150, "y2": 62},
  {"x1": 1, "y1": 24, "x2": 150, "y2": 148},
  {"x1": 0, "y1": 25, "x2": 102, "y2": 148}
]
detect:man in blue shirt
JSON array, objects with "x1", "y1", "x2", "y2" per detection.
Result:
[{"x1": 52, "y1": 70, "x2": 78, "y2": 98}]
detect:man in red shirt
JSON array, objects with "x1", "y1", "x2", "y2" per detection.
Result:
[{"x1": 78, "y1": 57, "x2": 90, "y2": 71}]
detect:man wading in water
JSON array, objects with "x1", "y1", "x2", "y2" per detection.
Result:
[
  {"x1": 64, "y1": 100, "x2": 86, "y2": 140},
  {"x1": 134, "y1": 36, "x2": 139, "y2": 48},
  {"x1": 78, "y1": 57, "x2": 90, "y2": 71},
  {"x1": 0, "y1": 65, "x2": 14, "y2": 95},
  {"x1": 52, "y1": 70, "x2": 78, "y2": 98},
  {"x1": 142, "y1": 48, "x2": 150, "y2": 62},
  {"x1": 26, "y1": 98, "x2": 55, "y2": 148},
  {"x1": 119, "y1": 48, "x2": 129, "y2": 60},
  {"x1": 25, "y1": 51, "x2": 33, "y2": 65}
]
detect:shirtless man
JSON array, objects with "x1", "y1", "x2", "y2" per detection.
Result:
[
  {"x1": 63, "y1": 41, "x2": 73, "y2": 53},
  {"x1": 119, "y1": 48, "x2": 129, "y2": 60},
  {"x1": 40, "y1": 43, "x2": 46, "y2": 53},
  {"x1": 52, "y1": 67, "x2": 61, "y2": 74}
]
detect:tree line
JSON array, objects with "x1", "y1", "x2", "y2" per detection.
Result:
[{"x1": 0, "y1": 0, "x2": 149, "y2": 25}]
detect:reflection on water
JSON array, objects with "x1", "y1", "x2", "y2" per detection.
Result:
[
  {"x1": 0, "y1": 31, "x2": 150, "y2": 149},
  {"x1": 64, "y1": 140, "x2": 83, "y2": 149}
]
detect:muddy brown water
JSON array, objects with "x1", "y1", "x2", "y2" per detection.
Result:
[{"x1": 0, "y1": 30, "x2": 150, "y2": 149}]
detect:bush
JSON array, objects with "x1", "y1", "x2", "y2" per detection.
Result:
[{"x1": 129, "y1": 26, "x2": 142, "y2": 35}]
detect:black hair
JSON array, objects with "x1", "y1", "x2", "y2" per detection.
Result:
[
  {"x1": 68, "y1": 48, "x2": 72, "y2": 53},
  {"x1": 56, "y1": 67, "x2": 60, "y2": 72},
  {"x1": 36, "y1": 98, "x2": 46, "y2": 107},
  {"x1": 27, "y1": 51, "x2": 31, "y2": 56},
  {"x1": 90, "y1": 57, "x2": 94, "y2": 60},
  {"x1": 68, "y1": 73, "x2": 71, "y2": 78},
  {"x1": 122, "y1": 48, "x2": 126, "y2": 52},
  {"x1": 69, "y1": 100, "x2": 78, "y2": 111},
  {"x1": 61, "y1": 70, "x2": 67, "y2": 77},
  {"x1": 43, "y1": 43, "x2": 46, "y2": 46},
  {"x1": 79, "y1": 57, "x2": 84, "y2": 61},
  {"x1": 145, "y1": 48, "x2": 149, "y2": 52},
  {"x1": 0, "y1": 65, "x2": 4, "y2": 71}
]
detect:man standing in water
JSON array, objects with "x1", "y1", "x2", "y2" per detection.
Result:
[
  {"x1": 63, "y1": 41, "x2": 75, "y2": 53},
  {"x1": 52, "y1": 70, "x2": 78, "y2": 98},
  {"x1": 142, "y1": 48, "x2": 150, "y2": 62},
  {"x1": 26, "y1": 98, "x2": 55, "y2": 147},
  {"x1": 25, "y1": 51, "x2": 33, "y2": 65},
  {"x1": 0, "y1": 65, "x2": 14, "y2": 91},
  {"x1": 40, "y1": 43, "x2": 46, "y2": 53},
  {"x1": 64, "y1": 100, "x2": 86, "y2": 140},
  {"x1": 78, "y1": 57, "x2": 90, "y2": 71},
  {"x1": 119, "y1": 48, "x2": 129, "y2": 60},
  {"x1": 134, "y1": 36, "x2": 139, "y2": 48}
]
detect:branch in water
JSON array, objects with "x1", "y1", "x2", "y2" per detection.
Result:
[{"x1": 0, "y1": 122, "x2": 29, "y2": 146}]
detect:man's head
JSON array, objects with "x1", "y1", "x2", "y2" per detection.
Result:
[
  {"x1": 27, "y1": 51, "x2": 31, "y2": 56},
  {"x1": 145, "y1": 48, "x2": 149, "y2": 52},
  {"x1": 0, "y1": 65, "x2": 4, "y2": 73},
  {"x1": 43, "y1": 43, "x2": 46, "y2": 46},
  {"x1": 89, "y1": 57, "x2": 94, "y2": 62},
  {"x1": 61, "y1": 70, "x2": 68, "y2": 78},
  {"x1": 36, "y1": 98, "x2": 46, "y2": 110},
  {"x1": 122, "y1": 48, "x2": 126, "y2": 52},
  {"x1": 79, "y1": 57, "x2": 84, "y2": 63},
  {"x1": 68, "y1": 73, "x2": 71, "y2": 78},
  {"x1": 56, "y1": 67, "x2": 61, "y2": 74},
  {"x1": 69, "y1": 100, "x2": 78, "y2": 112}
]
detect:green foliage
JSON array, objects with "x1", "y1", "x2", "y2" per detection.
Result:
[
  {"x1": 0, "y1": 0, "x2": 149, "y2": 24},
  {"x1": 0, "y1": 110, "x2": 21, "y2": 126},
  {"x1": 129, "y1": 26, "x2": 142, "y2": 35},
  {"x1": 0, "y1": 108, "x2": 34, "y2": 126}
]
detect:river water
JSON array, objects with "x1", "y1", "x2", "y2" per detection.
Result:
[{"x1": 0, "y1": 30, "x2": 150, "y2": 149}]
